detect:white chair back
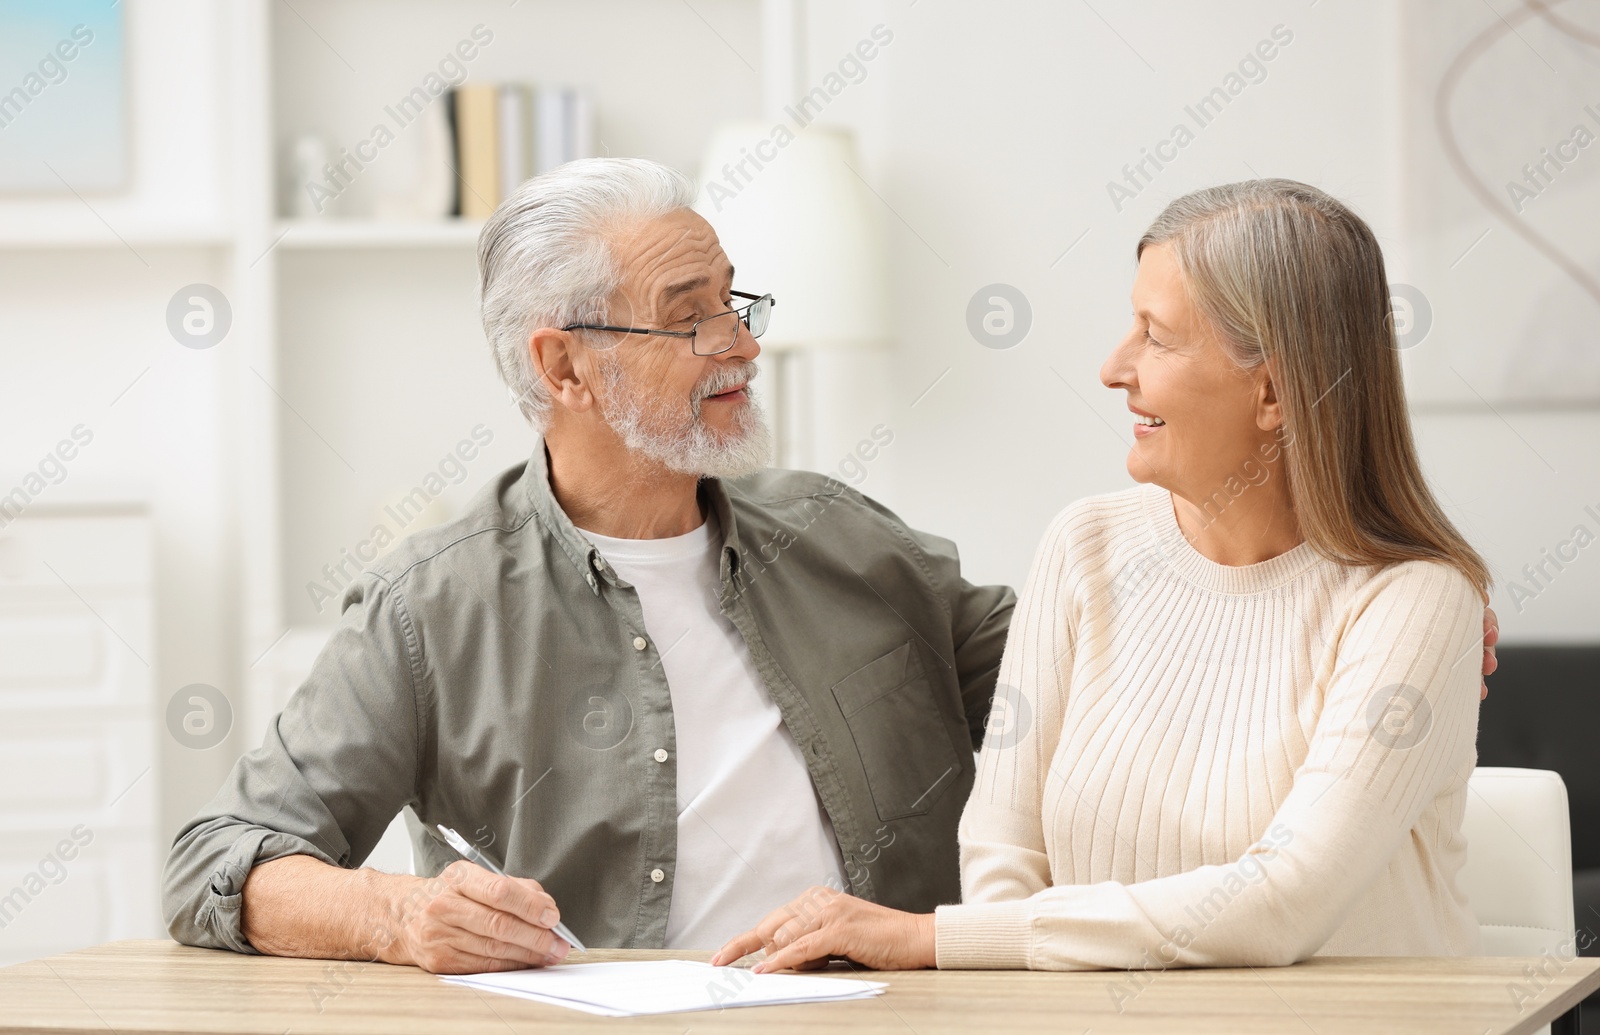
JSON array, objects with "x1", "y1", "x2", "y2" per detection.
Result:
[{"x1": 1460, "y1": 767, "x2": 1578, "y2": 1035}]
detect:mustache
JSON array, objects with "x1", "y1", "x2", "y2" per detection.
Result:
[{"x1": 692, "y1": 361, "x2": 759, "y2": 403}]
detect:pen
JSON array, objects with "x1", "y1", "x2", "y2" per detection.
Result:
[{"x1": 435, "y1": 824, "x2": 587, "y2": 953}]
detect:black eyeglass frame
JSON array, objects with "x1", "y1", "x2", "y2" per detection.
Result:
[{"x1": 561, "y1": 290, "x2": 776, "y2": 356}]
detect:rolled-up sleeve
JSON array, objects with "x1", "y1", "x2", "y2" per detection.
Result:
[{"x1": 162, "y1": 575, "x2": 423, "y2": 951}]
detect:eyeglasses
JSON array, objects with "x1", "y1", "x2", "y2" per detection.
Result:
[{"x1": 562, "y1": 291, "x2": 776, "y2": 357}]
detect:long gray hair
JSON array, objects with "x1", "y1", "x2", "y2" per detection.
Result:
[{"x1": 1139, "y1": 179, "x2": 1489, "y2": 596}]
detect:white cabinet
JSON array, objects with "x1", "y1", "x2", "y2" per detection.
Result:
[{"x1": 0, "y1": 509, "x2": 158, "y2": 966}]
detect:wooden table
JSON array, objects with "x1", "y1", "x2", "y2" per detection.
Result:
[{"x1": 1, "y1": 941, "x2": 1595, "y2": 1034}]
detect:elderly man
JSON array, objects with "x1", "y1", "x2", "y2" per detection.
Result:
[{"x1": 162, "y1": 158, "x2": 1015, "y2": 973}]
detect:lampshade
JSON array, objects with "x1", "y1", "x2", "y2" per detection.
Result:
[{"x1": 694, "y1": 121, "x2": 889, "y2": 350}]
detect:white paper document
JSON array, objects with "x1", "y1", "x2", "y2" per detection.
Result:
[{"x1": 441, "y1": 959, "x2": 887, "y2": 1017}]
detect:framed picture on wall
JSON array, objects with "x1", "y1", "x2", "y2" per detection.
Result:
[
  {"x1": 0, "y1": 0, "x2": 127, "y2": 193},
  {"x1": 1396, "y1": 1, "x2": 1600, "y2": 406}
]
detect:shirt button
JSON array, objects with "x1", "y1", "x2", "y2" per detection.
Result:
[
  {"x1": 650, "y1": 868, "x2": 665, "y2": 883},
  {"x1": 654, "y1": 748, "x2": 668, "y2": 763},
  {"x1": 632, "y1": 636, "x2": 648, "y2": 651}
]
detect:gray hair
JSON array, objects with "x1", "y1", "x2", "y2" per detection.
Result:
[{"x1": 477, "y1": 157, "x2": 696, "y2": 429}]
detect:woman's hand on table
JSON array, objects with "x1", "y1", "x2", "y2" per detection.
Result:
[{"x1": 710, "y1": 885, "x2": 935, "y2": 973}]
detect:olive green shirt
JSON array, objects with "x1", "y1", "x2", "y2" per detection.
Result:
[{"x1": 162, "y1": 443, "x2": 1014, "y2": 952}]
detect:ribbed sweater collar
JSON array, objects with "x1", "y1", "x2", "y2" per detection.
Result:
[{"x1": 1139, "y1": 483, "x2": 1324, "y2": 594}]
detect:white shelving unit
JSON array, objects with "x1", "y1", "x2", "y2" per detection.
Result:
[
  {"x1": 272, "y1": 219, "x2": 483, "y2": 250},
  {"x1": 0, "y1": 0, "x2": 235, "y2": 960},
  {"x1": 0, "y1": 223, "x2": 232, "y2": 250}
]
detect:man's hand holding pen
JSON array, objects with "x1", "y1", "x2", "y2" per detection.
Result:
[{"x1": 387, "y1": 860, "x2": 571, "y2": 975}]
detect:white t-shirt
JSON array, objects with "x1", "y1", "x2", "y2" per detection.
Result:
[{"x1": 581, "y1": 517, "x2": 846, "y2": 949}]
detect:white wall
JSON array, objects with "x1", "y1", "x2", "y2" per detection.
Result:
[{"x1": 797, "y1": 0, "x2": 1600, "y2": 642}]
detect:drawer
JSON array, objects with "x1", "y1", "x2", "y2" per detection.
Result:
[
  {"x1": 0, "y1": 719, "x2": 156, "y2": 830},
  {"x1": 0, "y1": 601, "x2": 152, "y2": 712},
  {"x1": 0, "y1": 511, "x2": 151, "y2": 593}
]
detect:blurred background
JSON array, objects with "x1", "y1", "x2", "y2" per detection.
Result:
[{"x1": 1, "y1": 0, "x2": 1596, "y2": 987}]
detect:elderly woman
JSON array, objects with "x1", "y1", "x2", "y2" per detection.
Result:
[{"x1": 714, "y1": 179, "x2": 1489, "y2": 973}]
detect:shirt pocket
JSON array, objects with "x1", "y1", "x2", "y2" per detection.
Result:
[{"x1": 831, "y1": 640, "x2": 963, "y2": 822}]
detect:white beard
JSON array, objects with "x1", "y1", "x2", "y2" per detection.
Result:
[{"x1": 597, "y1": 356, "x2": 773, "y2": 479}]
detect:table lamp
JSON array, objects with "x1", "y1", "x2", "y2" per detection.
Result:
[{"x1": 695, "y1": 121, "x2": 891, "y2": 471}]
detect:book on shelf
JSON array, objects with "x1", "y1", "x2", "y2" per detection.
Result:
[
  {"x1": 534, "y1": 87, "x2": 594, "y2": 175},
  {"x1": 443, "y1": 91, "x2": 460, "y2": 217},
  {"x1": 453, "y1": 83, "x2": 501, "y2": 219},
  {"x1": 447, "y1": 83, "x2": 595, "y2": 218},
  {"x1": 499, "y1": 84, "x2": 533, "y2": 204}
]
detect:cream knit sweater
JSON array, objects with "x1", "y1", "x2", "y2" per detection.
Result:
[{"x1": 935, "y1": 484, "x2": 1483, "y2": 970}]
